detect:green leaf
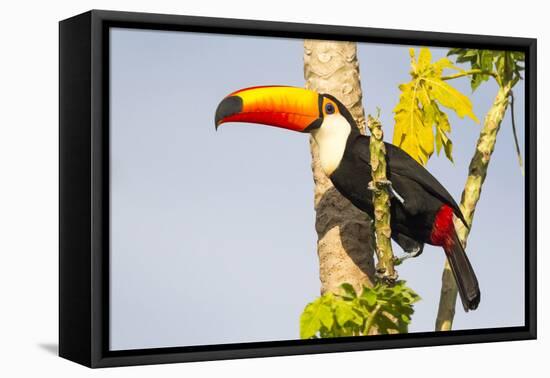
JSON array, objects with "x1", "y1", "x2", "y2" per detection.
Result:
[
  {"x1": 447, "y1": 48, "x2": 464, "y2": 56},
  {"x1": 447, "y1": 49, "x2": 524, "y2": 90},
  {"x1": 361, "y1": 288, "x2": 378, "y2": 307},
  {"x1": 339, "y1": 283, "x2": 357, "y2": 299},
  {"x1": 318, "y1": 304, "x2": 334, "y2": 329},
  {"x1": 482, "y1": 51, "x2": 493, "y2": 71},
  {"x1": 471, "y1": 73, "x2": 484, "y2": 91},
  {"x1": 376, "y1": 313, "x2": 400, "y2": 334},
  {"x1": 334, "y1": 301, "x2": 357, "y2": 327},
  {"x1": 300, "y1": 281, "x2": 420, "y2": 338},
  {"x1": 300, "y1": 301, "x2": 323, "y2": 339}
]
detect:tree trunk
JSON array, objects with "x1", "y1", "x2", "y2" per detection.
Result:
[
  {"x1": 435, "y1": 82, "x2": 513, "y2": 331},
  {"x1": 303, "y1": 40, "x2": 376, "y2": 296}
]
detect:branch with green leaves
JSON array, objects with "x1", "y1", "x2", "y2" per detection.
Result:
[
  {"x1": 300, "y1": 282, "x2": 420, "y2": 338},
  {"x1": 435, "y1": 48, "x2": 525, "y2": 331},
  {"x1": 447, "y1": 48, "x2": 524, "y2": 90},
  {"x1": 391, "y1": 47, "x2": 525, "y2": 331},
  {"x1": 447, "y1": 48, "x2": 525, "y2": 174}
]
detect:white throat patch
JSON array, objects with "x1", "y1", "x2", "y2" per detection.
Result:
[{"x1": 311, "y1": 114, "x2": 351, "y2": 176}]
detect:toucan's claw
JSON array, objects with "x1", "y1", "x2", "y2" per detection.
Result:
[
  {"x1": 406, "y1": 246, "x2": 423, "y2": 258},
  {"x1": 368, "y1": 179, "x2": 405, "y2": 204},
  {"x1": 393, "y1": 253, "x2": 413, "y2": 266},
  {"x1": 393, "y1": 255, "x2": 407, "y2": 266},
  {"x1": 387, "y1": 182, "x2": 405, "y2": 204}
]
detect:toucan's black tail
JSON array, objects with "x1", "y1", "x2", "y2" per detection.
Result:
[{"x1": 444, "y1": 232, "x2": 480, "y2": 311}]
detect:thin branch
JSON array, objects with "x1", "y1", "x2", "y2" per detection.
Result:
[
  {"x1": 435, "y1": 81, "x2": 514, "y2": 331},
  {"x1": 510, "y1": 91, "x2": 525, "y2": 176}
]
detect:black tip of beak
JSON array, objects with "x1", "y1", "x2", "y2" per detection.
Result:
[{"x1": 215, "y1": 96, "x2": 243, "y2": 129}]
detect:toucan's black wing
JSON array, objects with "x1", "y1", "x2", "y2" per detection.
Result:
[
  {"x1": 384, "y1": 142, "x2": 468, "y2": 228},
  {"x1": 354, "y1": 135, "x2": 468, "y2": 228}
]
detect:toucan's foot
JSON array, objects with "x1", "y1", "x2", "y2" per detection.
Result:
[
  {"x1": 367, "y1": 181, "x2": 377, "y2": 191},
  {"x1": 375, "y1": 267, "x2": 398, "y2": 285},
  {"x1": 405, "y1": 245, "x2": 423, "y2": 258},
  {"x1": 393, "y1": 246, "x2": 423, "y2": 265},
  {"x1": 368, "y1": 180, "x2": 405, "y2": 204},
  {"x1": 393, "y1": 254, "x2": 411, "y2": 266}
]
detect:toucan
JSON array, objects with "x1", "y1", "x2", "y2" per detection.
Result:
[{"x1": 214, "y1": 85, "x2": 480, "y2": 311}]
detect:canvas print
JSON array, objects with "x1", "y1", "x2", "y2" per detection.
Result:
[{"x1": 109, "y1": 28, "x2": 525, "y2": 350}]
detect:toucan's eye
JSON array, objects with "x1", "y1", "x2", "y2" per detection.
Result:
[{"x1": 325, "y1": 103, "x2": 335, "y2": 114}]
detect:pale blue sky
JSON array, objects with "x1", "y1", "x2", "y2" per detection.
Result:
[{"x1": 109, "y1": 28, "x2": 525, "y2": 350}]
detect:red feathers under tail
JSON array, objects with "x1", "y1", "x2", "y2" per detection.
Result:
[{"x1": 432, "y1": 205, "x2": 480, "y2": 311}]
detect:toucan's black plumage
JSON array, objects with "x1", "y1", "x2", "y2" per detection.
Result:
[
  {"x1": 331, "y1": 130, "x2": 462, "y2": 244},
  {"x1": 329, "y1": 97, "x2": 479, "y2": 311},
  {"x1": 331, "y1": 132, "x2": 480, "y2": 310},
  {"x1": 215, "y1": 86, "x2": 480, "y2": 311}
]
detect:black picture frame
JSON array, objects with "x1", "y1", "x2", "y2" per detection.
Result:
[{"x1": 59, "y1": 9, "x2": 537, "y2": 368}]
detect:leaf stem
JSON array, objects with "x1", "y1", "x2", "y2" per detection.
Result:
[
  {"x1": 364, "y1": 304, "x2": 382, "y2": 335},
  {"x1": 441, "y1": 69, "x2": 498, "y2": 81}
]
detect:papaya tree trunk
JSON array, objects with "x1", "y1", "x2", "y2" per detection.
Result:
[
  {"x1": 303, "y1": 40, "x2": 377, "y2": 296},
  {"x1": 435, "y1": 81, "x2": 513, "y2": 331}
]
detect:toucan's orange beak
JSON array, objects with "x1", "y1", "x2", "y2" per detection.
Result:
[{"x1": 214, "y1": 86, "x2": 322, "y2": 133}]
